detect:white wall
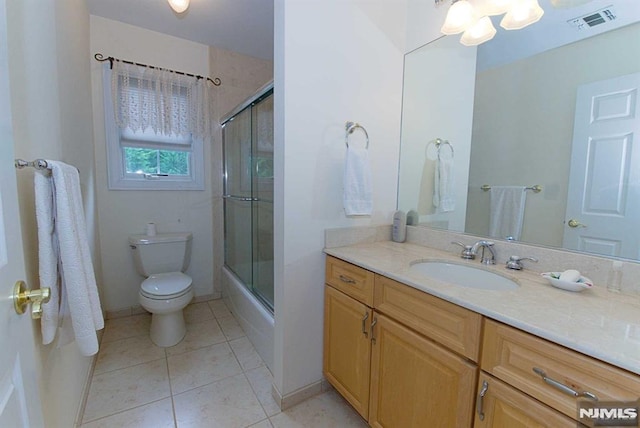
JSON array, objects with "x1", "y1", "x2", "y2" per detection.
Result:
[
  {"x1": 7, "y1": 1, "x2": 100, "y2": 426},
  {"x1": 273, "y1": 0, "x2": 407, "y2": 399}
]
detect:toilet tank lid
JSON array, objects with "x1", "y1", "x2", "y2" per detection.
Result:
[{"x1": 129, "y1": 232, "x2": 193, "y2": 245}]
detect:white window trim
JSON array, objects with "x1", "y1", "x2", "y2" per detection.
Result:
[{"x1": 102, "y1": 67, "x2": 205, "y2": 191}]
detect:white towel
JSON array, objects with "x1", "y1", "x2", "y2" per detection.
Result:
[
  {"x1": 48, "y1": 161, "x2": 103, "y2": 356},
  {"x1": 35, "y1": 171, "x2": 59, "y2": 345},
  {"x1": 343, "y1": 145, "x2": 373, "y2": 215},
  {"x1": 489, "y1": 186, "x2": 527, "y2": 241},
  {"x1": 433, "y1": 154, "x2": 455, "y2": 213}
]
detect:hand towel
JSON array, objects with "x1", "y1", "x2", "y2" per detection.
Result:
[
  {"x1": 49, "y1": 161, "x2": 104, "y2": 356},
  {"x1": 343, "y1": 145, "x2": 373, "y2": 215},
  {"x1": 35, "y1": 171, "x2": 59, "y2": 345},
  {"x1": 433, "y1": 154, "x2": 455, "y2": 213},
  {"x1": 489, "y1": 186, "x2": 527, "y2": 241}
]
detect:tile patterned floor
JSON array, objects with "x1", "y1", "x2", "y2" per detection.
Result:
[{"x1": 80, "y1": 300, "x2": 368, "y2": 428}]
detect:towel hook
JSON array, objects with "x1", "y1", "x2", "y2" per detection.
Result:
[
  {"x1": 426, "y1": 138, "x2": 454, "y2": 158},
  {"x1": 345, "y1": 122, "x2": 369, "y2": 149}
]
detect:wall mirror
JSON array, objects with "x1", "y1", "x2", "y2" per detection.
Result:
[{"x1": 398, "y1": 0, "x2": 640, "y2": 261}]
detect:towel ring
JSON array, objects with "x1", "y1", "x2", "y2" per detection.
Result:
[
  {"x1": 426, "y1": 138, "x2": 454, "y2": 157},
  {"x1": 345, "y1": 121, "x2": 369, "y2": 149}
]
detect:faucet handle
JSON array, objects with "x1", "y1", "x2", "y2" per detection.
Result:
[
  {"x1": 451, "y1": 241, "x2": 475, "y2": 260},
  {"x1": 506, "y1": 255, "x2": 538, "y2": 270}
]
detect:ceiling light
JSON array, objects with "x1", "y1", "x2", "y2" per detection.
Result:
[
  {"x1": 473, "y1": 0, "x2": 513, "y2": 16},
  {"x1": 441, "y1": 0, "x2": 478, "y2": 35},
  {"x1": 500, "y1": 0, "x2": 544, "y2": 30},
  {"x1": 549, "y1": 0, "x2": 593, "y2": 8},
  {"x1": 168, "y1": 0, "x2": 190, "y2": 14},
  {"x1": 460, "y1": 16, "x2": 497, "y2": 46}
]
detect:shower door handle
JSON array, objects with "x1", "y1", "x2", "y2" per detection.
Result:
[{"x1": 223, "y1": 194, "x2": 259, "y2": 202}]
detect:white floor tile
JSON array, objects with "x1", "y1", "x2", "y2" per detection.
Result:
[
  {"x1": 229, "y1": 336, "x2": 264, "y2": 371},
  {"x1": 80, "y1": 398, "x2": 175, "y2": 428},
  {"x1": 94, "y1": 335, "x2": 165, "y2": 375}
]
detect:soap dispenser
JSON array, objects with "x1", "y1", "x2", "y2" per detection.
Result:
[{"x1": 392, "y1": 210, "x2": 407, "y2": 243}]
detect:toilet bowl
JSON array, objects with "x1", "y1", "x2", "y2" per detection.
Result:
[
  {"x1": 129, "y1": 232, "x2": 194, "y2": 347},
  {"x1": 139, "y1": 272, "x2": 194, "y2": 347}
]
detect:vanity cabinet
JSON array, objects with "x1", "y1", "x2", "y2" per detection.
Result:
[
  {"x1": 323, "y1": 257, "x2": 375, "y2": 419},
  {"x1": 323, "y1": 256, "x2": 479, "y2": 426}
]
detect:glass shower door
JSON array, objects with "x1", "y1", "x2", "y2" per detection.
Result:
[
  {"x1": 223, "y1": 107, "x2": 253, "y2": 287},
  {"x1": 222, "y1": 88, "x2": 274, "y2": 312},
  {"x1": 251, "y1": 94, "x2": 274, "y2": 309}
]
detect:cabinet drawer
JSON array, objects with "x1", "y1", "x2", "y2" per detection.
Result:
[
  {"x1": 325, "y1": 256, "x2": 374, "y2": 306},
  {"x1": 374, "y1": 274, "x2": 482, "y2": 361},
  {"x1": 482, "y1": 319, "x2": 640, "y2": 421}
]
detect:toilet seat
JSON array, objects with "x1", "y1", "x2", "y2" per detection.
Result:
[{"x1": 140, "y1": 272, "x2": 193, "y2": 300}]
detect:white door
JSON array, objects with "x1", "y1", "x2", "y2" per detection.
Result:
[
  {"x1": 563, "y1": 73, "x2": 640, "y2": 259},
  {"x1": 0, "y1": 0, "x2": 45, "y2": 425}
]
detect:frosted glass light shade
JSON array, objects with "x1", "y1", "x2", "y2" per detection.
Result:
[
  {"x1": 549, "y1": 0, "x2": 592, "y2": 8},
  {"x1": 168, "y1": 0, "x2": 190, "y2": 13},
  {"x1": 441, "y1": 0, "x2": 478, "y2": 35},
  {"x1": 500, "y1": 0, "x2": 544, "y2": 30},
  {"x1": 473, "y1": 0, "x2": 513, "y2": 16},
  {"x1": 460, "y1": 16, "x2": 497, "y2": 46}
]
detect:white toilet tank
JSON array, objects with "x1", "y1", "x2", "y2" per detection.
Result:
[{"x1": 129, "y1": 232, "x2": 193, "y2": 277}]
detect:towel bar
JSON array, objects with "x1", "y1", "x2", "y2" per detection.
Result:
[
  {"x1": 345, "y1": 122, "x2": 369, "y2": 149},
  {"x1": 481, "y1": 184, "x2": 542, "y2": 193}
]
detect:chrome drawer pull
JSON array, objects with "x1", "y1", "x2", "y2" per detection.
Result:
[
  {"x1": 339, "y1": 274, "x2": 356, "y2": 284},
  {"x1": 533, "y1": 368, "x2": 599, "y2": 401},
  {"x1": 361, "y1": 312, "x2": 369, "y2": 337},
  {"x1": 477, "y1": 380, "x2": 489, "y2": 421},
  {"x1": 370, "y1": 317, "x2": 378, "y2": 344}
]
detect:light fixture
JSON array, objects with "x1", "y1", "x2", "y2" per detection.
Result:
[
  {"x1": 461, "y1": 16, "x2": 497, "y2": 46},
  {"x1": 500, "y1": 0, "x2": 544, "y2": 30},
  {"x1": 440, "y1": 0, "x2": 545, "y2": 46},
  {"x1": 549, "y1": 0, "x2": 593, "y2": 8},
  {"x1": 473, "y1": 0, "x2": 513, "y2": 16},
  {"x1": 168, "y1": 0, "x2": 190, "y2": 14},
  {"x1": 441, "y1": 0, "x2": 477, "y2": 35}
]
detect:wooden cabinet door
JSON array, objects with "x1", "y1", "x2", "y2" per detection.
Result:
[
  {"x1": 369, "y1": 313, "x2": 477, "y2": 428},
  {"x1": 323, "y1": 285, "x2": 373, "y2": 419},
  {"x1": 474, "y1": 373, "x2": 576, "y2": 428}
]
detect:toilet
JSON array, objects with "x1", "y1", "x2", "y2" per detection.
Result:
[{"x1": 129, "y1": 232, "x2": 194, "y2": 347}]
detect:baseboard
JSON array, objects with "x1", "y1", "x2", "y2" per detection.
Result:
[{"x1": 271, "y1": 380, "x2": 323, "y2": 411}]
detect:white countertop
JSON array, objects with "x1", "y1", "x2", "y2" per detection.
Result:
[{"x1": 325, "y1": 241, "x2": 640, "y2": 376}]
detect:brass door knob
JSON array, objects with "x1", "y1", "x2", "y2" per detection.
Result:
[
  {"x1": 567, "y1": 219, "x2": 587, "y2": 228},
  {"x1": 13, "y1": 281, "x2": 51, "y2": 319}
]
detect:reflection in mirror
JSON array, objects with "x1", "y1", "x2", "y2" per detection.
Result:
[{"x1": 398, "y1": 2, "x2": 640, "y2": 261}]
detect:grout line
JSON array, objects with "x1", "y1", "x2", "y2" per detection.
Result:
[
  {"x1": 80, "y1": 397, "x2": 172, "y2": 425},
  {"x1": 165, "y1": 349, "x2": 179, "y2": 428},
  {"x1": 92, "y1": 355, "x2": 167, "y2": 377}
]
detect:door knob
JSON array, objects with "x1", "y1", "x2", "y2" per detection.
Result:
[
  {"x1": 567, "y1": 219, "x2": 587, "y2": 228},
  {"x1": 13, "y1": 280, "x2": 51, "y2": 319}
]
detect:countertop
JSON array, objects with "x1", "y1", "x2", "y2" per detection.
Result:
[{"x1": 324, "y1": 240, "x2": 640, "y2": 376}]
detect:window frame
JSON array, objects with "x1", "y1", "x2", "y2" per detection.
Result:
[{"x1": 102, "y1": 67, "x2": 205, "y2": 191}]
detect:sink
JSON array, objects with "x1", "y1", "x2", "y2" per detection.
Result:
[{"x1": 409, "y1": 261, "x2": 519, "y2": 291}]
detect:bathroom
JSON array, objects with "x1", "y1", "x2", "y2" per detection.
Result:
[{"x1": 1, "y1": 0, "x2": 638, "y2": 427}]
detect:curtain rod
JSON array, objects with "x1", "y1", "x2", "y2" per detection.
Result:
[{"x1": 94, "y1": 53, "x2": 221, "y2": 86}]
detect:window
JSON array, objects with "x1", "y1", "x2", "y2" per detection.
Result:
[{"x1": 102, "y1": 63, "x2": 208, "y2": 190}]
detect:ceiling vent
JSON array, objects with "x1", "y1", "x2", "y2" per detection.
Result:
[{"x1": 568, "y1": 5, "x2": 616, "y2": 30}]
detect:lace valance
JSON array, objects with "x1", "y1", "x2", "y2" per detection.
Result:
[{"x1": 111, "y1": 60, "x2": 215, "y2": 141}]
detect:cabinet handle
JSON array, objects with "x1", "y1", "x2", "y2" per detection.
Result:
[
  {"x1": 477, "y1": 380, "x2": 488, "y2": 421},
  {"x1": 339, "y1": 274, "x2": 356, "y2": 284},
  {"x1": 370, "y1": 317, "x2": 378, "y2": 344},
  {"x1": 532, "y1": 368, "x2": 598, "y2": 401},
  {"x1": 361, "y1": 312, "x2": 369, "y2": 337}
]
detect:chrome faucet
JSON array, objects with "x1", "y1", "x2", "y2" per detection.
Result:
[{"x1": 470, "y1": 240, "x2": 496, "y2": 265}]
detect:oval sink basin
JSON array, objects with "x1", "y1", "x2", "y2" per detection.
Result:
[{"x1": 409, "y1": 261, "x2": 519, "y2": 291}]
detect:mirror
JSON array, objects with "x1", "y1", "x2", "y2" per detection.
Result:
[{"x1": 398, "y1": 0, "x2": 640, "y2": 261}]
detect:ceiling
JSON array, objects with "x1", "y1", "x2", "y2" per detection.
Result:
[
  {"x1": 477, "y1": 0, "x2": 640, "y2": 71},
  {"x1": 85, "y1": 0, "x2": 274, "y2": 60}
]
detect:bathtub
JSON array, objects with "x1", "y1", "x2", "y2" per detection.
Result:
[{"x1": 222, "y1": 266, "x2": 274, "y2": 371}]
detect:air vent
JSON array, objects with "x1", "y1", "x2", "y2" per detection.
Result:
[{"x1": 568, "y1": 6, "x2": 616, "y2": 30}]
